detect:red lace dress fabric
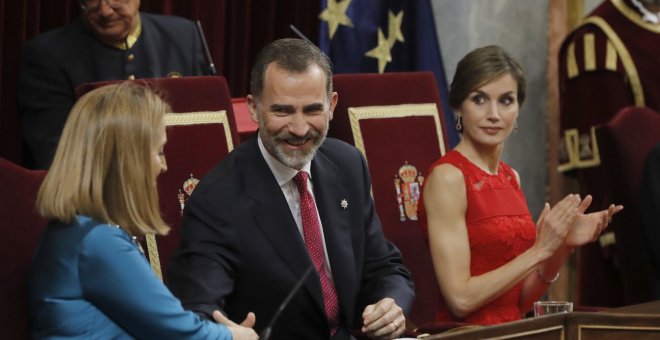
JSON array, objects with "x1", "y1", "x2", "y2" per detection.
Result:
[{"x1": 428, "y1": 150, "x2": 536, "y2": 325}]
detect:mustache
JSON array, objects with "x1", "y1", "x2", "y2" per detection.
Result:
[{"x1": 275, "y1": 130, "x2": 321, "y2": 144}]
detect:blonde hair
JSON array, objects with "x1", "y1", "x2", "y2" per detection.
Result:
[{"x1": 37, "y1": 82, "x2": 170, "y2": 237}]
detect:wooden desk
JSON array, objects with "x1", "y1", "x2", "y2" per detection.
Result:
[{"x1": 426, "y1": 301, "x2": 660, "y2": 339}]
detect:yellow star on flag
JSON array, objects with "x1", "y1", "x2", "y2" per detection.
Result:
[
  {"x1": 319, "y1": 0, "x2": 354, "y2": 40},
  {"x1": 387, "y1": 10, "x2": 405, "y2": 45},
  {"x1": 365, "y1": 28, "x2": 392, "y2": 74}
]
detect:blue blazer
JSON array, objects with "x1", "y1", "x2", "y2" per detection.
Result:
[
  {"x1": 29, "y1": 215, "x2": 230, "y2": 339},
  {"x1": 17, "y1": 12, "x2": 207, "y2": 169},
  {"x1": 167, "y1": 137, "x2": 415, "y2": 339}
]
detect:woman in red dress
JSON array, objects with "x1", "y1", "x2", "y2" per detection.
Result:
[{"x1": 422, "y1": 45, "x2": 623, "y2": 325}]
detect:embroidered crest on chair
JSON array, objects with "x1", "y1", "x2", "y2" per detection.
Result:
[
  {"x1": 178, "y1": 174, "x2": 200, "y2": 216},
  {"x1": 394, "y1": 162, "x2": 424, "y2": 221}
]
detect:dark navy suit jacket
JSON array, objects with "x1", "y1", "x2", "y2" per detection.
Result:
[
  {"x1": 17, "y1": 12, "x2": 206, "y2": 169},
  {"x1": 167, "y1": 137, "x2": 415, "y2": 339}
]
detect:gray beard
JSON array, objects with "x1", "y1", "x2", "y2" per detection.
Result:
[{"x1": 258, "y1": 119, "x2": 328, "y2": 170}]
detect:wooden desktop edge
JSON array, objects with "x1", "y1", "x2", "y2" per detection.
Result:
[{"x1": 424, "y1": 300, "x2": 660, "y2": 339}]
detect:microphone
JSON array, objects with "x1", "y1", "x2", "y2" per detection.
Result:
[
  {"x1": 260, "y1": 265, "x2": 314, "y2": 340},
  {"x1": 289, "y1": 24, "x2": 314, "y2": 45},
  {"x1": 196, "y1": 20, "x2": 217, "y2": 75},
  {"x1": 289, "y1": 24, "x2": 332, "y2": 67}
]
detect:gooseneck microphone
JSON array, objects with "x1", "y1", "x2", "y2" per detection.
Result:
[
  {"x1": 289, "y1": 24, "x2": 314, "y2": 45},
  {"x1": 260, "y1": 265, "x2": 314, "y2": 340},
  {"x1": 196, "y1": 20, "x2": 217, "y2": 75}
]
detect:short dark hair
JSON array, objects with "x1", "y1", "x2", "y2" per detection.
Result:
[
  {"x1": 249, "y1": 38, "x2": 333, "y2": 100},
  {"x1": 449, "y1": 45, "x2": 526, "y2": 111}
]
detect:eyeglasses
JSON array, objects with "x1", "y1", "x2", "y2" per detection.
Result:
[{"x1": 79, "y1": 0, "x2": 129, "y2": 11}]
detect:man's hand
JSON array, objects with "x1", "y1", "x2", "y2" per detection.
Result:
[
  {"x1": 361, "y1": 298, "x2": 405, "y2": 339},
  {"x1": 212, "y1": 310, "x2": 259, "y2": 340}
]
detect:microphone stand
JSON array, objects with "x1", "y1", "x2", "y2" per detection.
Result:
[
  {"x1": 260, "y1": 265, "x2": 314, "y2": 340},
  {"x1": 196, "y1": 20, "x2": 217, "y2": 75}
]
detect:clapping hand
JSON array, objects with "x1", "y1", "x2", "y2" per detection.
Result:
[
  {"x1": 565, "y1": 195, "x2": 623, "y2": 247},
  {"x1": 534, "y1": 194, "x2": 581, "y2": 259}
]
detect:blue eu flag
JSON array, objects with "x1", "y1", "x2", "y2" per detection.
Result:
[{"x1": 319, "y1": 0, "x2": 458, "y2": 146}]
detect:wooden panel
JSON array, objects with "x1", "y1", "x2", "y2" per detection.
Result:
[{"x1": 426, "y1": 306, "x2": 660, "y2": 340}]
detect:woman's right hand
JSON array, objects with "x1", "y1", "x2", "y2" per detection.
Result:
[
  {"x1": 212, "y1": 310, "x2": 259, "y2": 340},
  {"x1": 533, "y1": 194, "x2": 581, "y2": 259}
]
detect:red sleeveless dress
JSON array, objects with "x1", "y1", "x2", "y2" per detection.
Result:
[{"x1": 426, "y1": 150, "x2": 536, "y2": 325}]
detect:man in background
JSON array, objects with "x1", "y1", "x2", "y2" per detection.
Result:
[{"x1": 18, "y1": 0, "x2": 208, "y2": 169}]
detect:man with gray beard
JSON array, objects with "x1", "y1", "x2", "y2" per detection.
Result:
[{"x1": 167, "y1": 38, "x2": 414, "y2": 340}]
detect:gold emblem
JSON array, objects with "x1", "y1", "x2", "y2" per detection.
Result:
[
  {"x1": 167, "y1": 71, "x2": 182, "y2": 78},
  {"x1": 394, "y1": 162, "x2": 424, "y2": 221},
  {"x1": 178, "y1": 174, "x2": 200, "y2": 216}
]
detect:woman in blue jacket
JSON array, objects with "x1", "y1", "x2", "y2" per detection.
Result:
[{"x1": 28, "y1": 82, "x2": 258, "y2": 339}]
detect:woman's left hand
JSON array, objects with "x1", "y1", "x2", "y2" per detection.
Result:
[{"x1": 565, "y1": 195, "x2": 623, "y2": 247}]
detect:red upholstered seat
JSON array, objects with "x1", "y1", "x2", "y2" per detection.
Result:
[
  {"x1": 330, "y1": 72, "x2": 452, "y2": 334},
  {"x1": 0, "y1": 158, "x2": 47, "y2": 340},
  {"x1": 576, "y1": 106, "x2": 660, "y2": 307},
  {"x1": 231, "y1": 97, "x2": 259, "y2": 142},
  {"x1": 76, "y1": 76, "x2": 240, "y2": 280}
]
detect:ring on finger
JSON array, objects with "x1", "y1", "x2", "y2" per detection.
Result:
[{"x1": 391, "y1": 320, "x2": 399, "y2": 329}]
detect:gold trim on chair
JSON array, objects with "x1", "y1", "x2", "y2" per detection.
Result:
[
  {"x1": 145, "y1": 234, "x2": 162, "y2": 280},
  {"x1": 144, "y1": 110, "x2": 234, "y2": 278},
  {"x1": 164, "y1": 111, "x2": 234, "y2": 152},
  {"x1": 347, "y1": 103, "x2": 445, "y2": 164}
]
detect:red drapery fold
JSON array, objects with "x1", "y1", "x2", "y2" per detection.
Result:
[{"x1": 0, "y1": 0, "x2": 320, "y2": 165}]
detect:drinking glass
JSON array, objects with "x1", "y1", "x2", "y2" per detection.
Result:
[{"x1": 533, "y1": 301, "x2": 573, "y2": 317}]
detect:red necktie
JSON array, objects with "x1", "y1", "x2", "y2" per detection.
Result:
[{"x1": 293, "y1": 171, "x2": 339, "y2": 332}]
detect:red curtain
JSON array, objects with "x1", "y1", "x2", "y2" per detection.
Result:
[{"x1": 0, "y1": 0, "x2": 320, "y2": 165}]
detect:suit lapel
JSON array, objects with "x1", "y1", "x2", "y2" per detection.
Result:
[
  {"x1": 311, "y1": 149, "x2": 357, "y2": 323},
  {"x1": 243, "y1": 140, "x2": 326, "y2": 314}
]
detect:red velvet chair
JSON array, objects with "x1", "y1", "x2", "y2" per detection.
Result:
[
  {"x1": 0, "y1": 158, "x2": 47, "y2": 340},
  {"x1": 231, "y1": 97, "x2": 259, "y2": 142},
  {"x1": 330, "y1": 72, "x2": 453, "y2": 334},
  {"x1": 576, "y1": 106, "x2": 660, "y2": 307},
  {"x1": 76, "y1": 76, "x2": 240, "y2": 280},
  {"x1": 577, "y1": 107, "x2": 660, "y2": 306}
]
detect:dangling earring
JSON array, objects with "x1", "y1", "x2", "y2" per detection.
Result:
[
  {"x1": 455, "y1": 116, "x2": 463, "y2": 132},
  {"x1": 514, "y1": 119, "x2": 518, "y2": 132}
]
